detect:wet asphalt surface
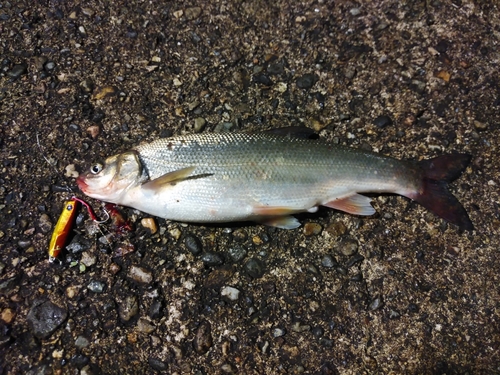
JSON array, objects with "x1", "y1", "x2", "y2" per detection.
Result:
[{"x1": 1, "y1": 1, "x2": 499, "y2": 374}]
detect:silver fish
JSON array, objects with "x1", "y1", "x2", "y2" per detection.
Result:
[{"x1": 77, "y1": 130, "x2": 473, "y2": 230}]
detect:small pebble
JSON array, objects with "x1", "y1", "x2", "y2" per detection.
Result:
[
  {"x1": 75, "y1": 336, "x2": 90, "y2": 349},
  {"x1": 319, "y1": 337, "x2": 334, "y2": 347},
  {"x1": 34, "y1": 56, "x2": 48, "y2": 70},
  {"x1": 93, "y1": 85, "x2": 118, "y2": 100},
  {"x1": 346, "y1": 253, "x2": 364, "y2": 267},
  {"x1": 291, "y1": 322, "x2": 311, "y2": 333},
  {"x1": 325, "y1": 221, "x2": 347, "y2": 236},
  {"x1": 311, "y1": 326, "x2": 324, "y2": 338},
  {"x1": 128, "y1": 265, "x2": 153, "y2": 284},
  {"x1": 389, "y1": 310, "x2": 400, "y2": 319},
  {"x1": 18, "y1": 240, "x2": 31, "y2": 249},
  {"x1": 38, "y1": 214, "x2": 52, "y2": 234},
  {"x1": 44, "y1": 61, "x2": 56, "y2": 70},
  {"x1": 113, "y1": 243, "x2": 135, "y2": 258},
  {"x1": 253, "y1": 73, "x2": 273, "y2": 86},
  {"x1": 141, "y1": 218, "x2": 157, "y2": 234},
  {"x1": 296, "y1": 73, "x2": 318, "y2": 89},
  {"x1": 350, "y1": 7, "x2": 361, "y2": 16},
  {"x1": 149, "y1": 358, "x2": 168, "y2": 372},
  {"x1": 369, "y1": 297, "x2": 383, "y2": 311},
  {"x1": 252, "y1": 235, "x2": 263, "y2": 245},
  {"x1": 221, "y1": 286, "x2": 240, "y2": 301},
  {"x1": 201, "y1": 252, "x2": 224, "y2": 266},
  {"x1": 8, "y1": 63, "x2": 27, "y2": 79},
  {"x1": 184, "y1": 6, "x2": 202, "y2": 20},
  {"x1": 303, "y1": 222, "x2": 322, "y2": 236},
  {"x1": 119, "y1": 295, "x2": 139, "y2": 322},
  {"x1": 244, "y1": 258, "x2": 265, "y2": 278},
  {"x1": 337, "y1": 239, "x2": 358, "y2": 256},
  {"x1": 373, "y1": 115, "x2": 393, "y2": 128},
  {"x1": 109, "y1": 263, "x2": 121, "y2": 274},
  {"x1": 87, "y1": 280, "x2": 105, "y2": 293},
  {"x1": 169, "y1": 227, "x2": 182, "y2": 240},
  {"x1": 64, "y1": 164, "x2": 79, "y2": 178},
  {"x1": 335, "y1": 266, "x2": 348, "y2": 275},
  {"x1": 86, "y1": 125, "x2": 100, "y2": 139},
  {"x1": 193, "y1": 320, "x2": 213, "y2": 354},
  {"x1": 1, "y1": 308, "x2": 15, "y2": 324},
  {"x1": 228, "y1": 246, "x2": 247, "y2": 262},
  {"x1": 474, "y1": 120, "x2": 488, "y2": 131},
  {"x1": 272, "y1": 327, "x2": 286, "y2": 337},
  {"x1": 137, "y1": 317, "x2": 155, "y2": 333},
  {"x1": 66, "y1": 286, "x2": 78, "y2": 298},
  {"x1": 321, "y1": 255, "x2": 336, "y2": 268},
  {"x1": 408, "y1": 303, "x2": 419, "y2": 313},
  {"x1": 185, "y1": 235, "x2": 203, "y2": 255},
  {"x1": 80, "y1": 79, "x2": 94, "y2": 93},
  {"x1": 149, "y1": 300, "x2": 163, "y2": 319},
  {"x1": 232, "y1": 229, "x2": 248, "y2": 242},
  {"x1": 193, "y1": 117, "x2": 206, "y2": 133},
  {"x1": 80, "y1": 252, "x2": 96, "y2": 267}
]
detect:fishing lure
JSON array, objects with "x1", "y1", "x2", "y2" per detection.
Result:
[
  {"x1": 48, "y1": 196, "x2": 108, "y2": 263},
  {"x1": 48, "y1": 198, "x2": 79, "y2": 263}
]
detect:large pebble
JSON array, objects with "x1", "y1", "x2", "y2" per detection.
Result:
[
  {"x1": 27, "y1": 299, "x2": 68, "y2": 339},
  {"x1": 193, "y1": 320, "x2": 213, "y2": 354}
]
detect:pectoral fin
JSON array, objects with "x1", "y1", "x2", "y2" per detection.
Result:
[
  {"x1": 323, "y1": 194, "x2": 375, "y2": 216},
  {"x1": 142, "y1": 166, "x2": 197, "y2": 191}
]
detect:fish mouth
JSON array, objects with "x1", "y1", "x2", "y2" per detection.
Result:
[{"x1": 76, "y1": 175, "x2": 88, "y2": 192}]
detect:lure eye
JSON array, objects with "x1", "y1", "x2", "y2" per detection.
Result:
[{"x1": 90, "y1": 163, "x2": 103, "y2": 174}]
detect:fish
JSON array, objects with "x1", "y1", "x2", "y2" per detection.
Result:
[
  {"x1": 76, "y1": 130, "x2": 473, "y2": 230},
  {"x1": 49, "y1": 198, "x2": 79, "y2": 262}
]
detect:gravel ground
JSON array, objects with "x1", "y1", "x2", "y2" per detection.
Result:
[{"x1": 1, "y1": 0, "x2": 499, "y2": 374}]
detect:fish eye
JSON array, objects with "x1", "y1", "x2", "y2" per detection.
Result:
[{"x1": 90, "y1": 163, "x2": 103, "y2": 174}]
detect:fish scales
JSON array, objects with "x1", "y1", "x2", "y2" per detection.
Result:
[
  {"x1": 77, "y1": 131, "x2": 473, "y2": 230},
  {"x1": 134, "y1": 133, "x2": 417, "y2": 219}
]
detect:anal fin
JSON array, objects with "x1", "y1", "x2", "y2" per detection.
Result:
[{"x1": 323, "y1": 194, "x2": 375, "y2": 216}]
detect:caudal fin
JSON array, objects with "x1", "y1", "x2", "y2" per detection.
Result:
[{"x1": 412, "y1": 154, "x2": 473, "y2": 231}]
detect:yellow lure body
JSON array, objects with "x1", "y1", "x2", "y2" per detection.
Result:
[{"x1": 48, "y1": 199, "x2": 78, "y2": 262}]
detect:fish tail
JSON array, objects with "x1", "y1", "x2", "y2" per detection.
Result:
[{"x1": 411, "y1": 154, "x2": 473, "y2": 230}]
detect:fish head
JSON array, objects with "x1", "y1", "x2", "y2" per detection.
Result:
[{"x1": 77, "y1": 151, "x2": 143, "y2": 203}]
